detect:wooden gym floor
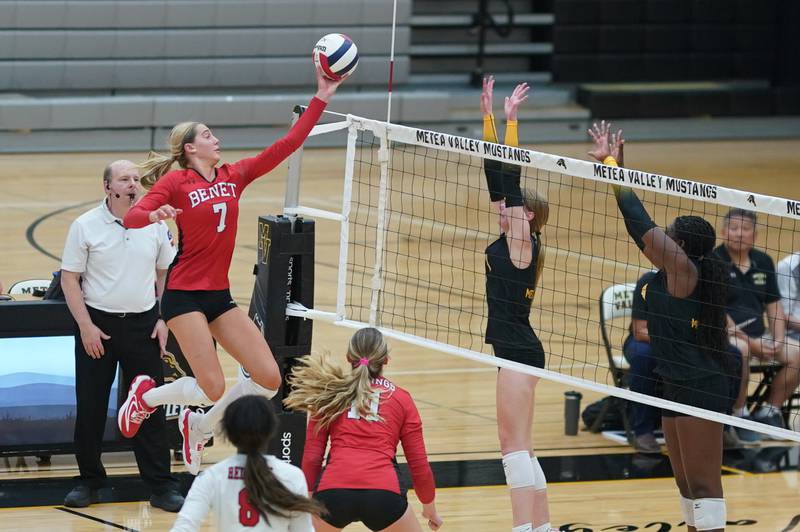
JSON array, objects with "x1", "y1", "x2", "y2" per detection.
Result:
[{"x1": 0, "y1": 138, "x2": 799, "y2": 530}]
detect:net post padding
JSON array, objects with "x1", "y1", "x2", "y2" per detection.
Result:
[
  {"x1": 338, "y1": 125, "x2": 358, "y2": 321},
  {"x1": 369, "y1": 125, "x2": 391, "y2": 326}
]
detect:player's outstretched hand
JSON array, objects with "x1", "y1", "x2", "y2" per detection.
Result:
[
  {"x1": 148, "y1": 204, "x2": 183, "y2": 223},
  {"x1": 481, "y1": 75, "x2": 495, "y2": 116},
  {"x1": 588, "y1": 120, "x2": 624, "y2": 163},
  {"x1": 504, "y1": 82, "x2": 530, "y2": 122},
  {"x1": 422, "y1": 502, "x2": 443, "y2": 530},
  {"x1": 315, "y1": 64, "x2": 345, "y2": 103}
]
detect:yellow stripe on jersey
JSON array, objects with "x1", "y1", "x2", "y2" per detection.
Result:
[
  {"x1": 504, "y1": 120, "x2": 518, "y2": 148},
  {"x1": 483, "y1": 114, "x2": 498, "y2": 143}
]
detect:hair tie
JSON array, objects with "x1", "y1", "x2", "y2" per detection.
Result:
[{"x1": 357, "y1": 357, "x2": 370, "y2": 367}]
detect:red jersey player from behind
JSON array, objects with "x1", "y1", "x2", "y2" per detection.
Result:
[
  {"x1": 118, "y1": 65, "x2": 344, "y2": 475},
  {"x1": 284, "y1": 328, "x2": 444, "y2": 532}
]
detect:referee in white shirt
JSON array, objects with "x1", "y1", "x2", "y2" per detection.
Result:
[{"x1": 61, "y1": 160, "x2": 184, "y2": 512}]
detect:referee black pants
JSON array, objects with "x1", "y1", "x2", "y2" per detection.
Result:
[{"x1": 73, "y1": 305, "x2": 176, "y2": 495}]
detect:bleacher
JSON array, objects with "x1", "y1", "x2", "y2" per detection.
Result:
[
  {"x1": 552, "y1": 0, "x2": 800, "y2": 118},
  {"x1": 1, "y1": 0, "x2": 797, "y2": 153},
  {"x1": 0, "y1": 0, "x2": 419, "y2": 151}
]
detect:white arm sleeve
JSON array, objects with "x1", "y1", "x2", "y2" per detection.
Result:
[
  {"x1": 288, "y1": 471, "x2": 314, "y2": 532},
  {"x1": 61, "y1": 220, "x2": 88, "y2": 273},
  {"x1": 170, "y1": 472, "x2": 215, "y2": 532}
]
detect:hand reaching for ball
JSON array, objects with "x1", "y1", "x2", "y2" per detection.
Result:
[{"x1": 315, "y1": 64, "x2": 345, "y2": 102}]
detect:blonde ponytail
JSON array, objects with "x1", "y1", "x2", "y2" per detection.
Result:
[
  {"x1": 138, "y1": 121, "x2": 199, "y2": 189},
  {"x1": 523, "y1": 187, "x2": 549, "y2": 291},
  {"x1": 284, "y1": 327, "x2": 389, "y2": 429}
]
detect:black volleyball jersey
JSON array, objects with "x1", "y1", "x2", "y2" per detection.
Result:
[
  {"x1": 485, "y1": 233, "x2": 540, "y2": 347},
  {"x1": 646, "y1": 268, "x2": 725, "y2": 380}
]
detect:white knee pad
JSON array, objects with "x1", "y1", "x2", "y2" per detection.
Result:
[
  {"x1": 680, "y1": 496, "x2": 695, "y2": 527},
  {"x1": 241, "y1": 376, "x2": 278, "y2": 400},
  {"x1": 531, "y1": 456, "x2": 547, "y2": 491},
  {"x1": 503, "y1": 451, "x2": 536, "y2": 489},
  {"x1": 693, "y1": 498, "x2": 726, "y2": 531}
]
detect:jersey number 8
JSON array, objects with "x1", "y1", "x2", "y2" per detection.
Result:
[{"x1": 238, "y1": 488, "x2": 260, "y2": 527}]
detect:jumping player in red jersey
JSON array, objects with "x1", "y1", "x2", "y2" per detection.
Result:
[
  {"x1": 117, "y1": 65, "x2": 345, "y2": 475},
  {"x1": 284, "y1": 328, "x2": 443, "y2": 532}
]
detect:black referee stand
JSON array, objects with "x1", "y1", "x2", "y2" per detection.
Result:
[{"x1": 247, "y1": 214, "x2": 315, "y2": 467}]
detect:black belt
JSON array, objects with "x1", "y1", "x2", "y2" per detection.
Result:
[{"x1": 90, "y1": 305, "x2": 156, "y2": 319}]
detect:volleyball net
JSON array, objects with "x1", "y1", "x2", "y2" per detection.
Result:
[{"x1": 283, "y1": 109, "x2": 800, "y2": 443}]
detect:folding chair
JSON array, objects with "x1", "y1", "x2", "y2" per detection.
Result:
[
  {"x1": 7, "y1": 279, "x2": 52, "y2": 297},
  {"x1": 597, "y1": 283, "x2": 636, "y2": 442}
]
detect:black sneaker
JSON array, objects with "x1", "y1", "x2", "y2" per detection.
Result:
[
  {"x1": 64, "y1": 485, "x2": 99, "y2": 508},
  {"x1": 150, "y1": 489, "x2": 185, "y2": 513}
]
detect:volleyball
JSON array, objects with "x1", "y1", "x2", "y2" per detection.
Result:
[{"x1": 313, "y1": 33, "x2": 359, "y2": 81}]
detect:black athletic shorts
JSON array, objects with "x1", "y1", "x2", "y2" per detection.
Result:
[
  {"x1": 315, "y1": 489, "x2": 408, "y2": 531},
  {"x1": 492, "y1": 339, "x2": 546, "y2": 369},
  {"x1": 661, "y1": 373, "x2": 735, "y2": 418},
  {"x1": 160, "y1": 288, "x2": 237, "y2": 323}
]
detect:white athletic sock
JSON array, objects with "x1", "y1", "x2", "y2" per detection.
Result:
[
  {"x1": 532, "y1": 523, "x2": 552, "y2": 532},
  {"x1": 733, "y1": 406, "x2": 748, "y2": 418},
  {"x1": 195, "y1": 378, "x2": 278, "y2": 435},
  {"x1": 142, "y1": 377, "x2": 212, "y2": 407},
  {"x1": 680, "y1": 496, "x2": 695, "y2": 527},
  {"x1": 512, "y1": 524, "x2": 533, "y2": 532}
]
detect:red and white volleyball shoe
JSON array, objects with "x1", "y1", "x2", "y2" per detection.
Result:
[
  {"x1": 117, "y1": 375, "x2": 157, "y2": 438},
  {"x1": 179, "y1": 407, "x2": 210, "y2": 476}
]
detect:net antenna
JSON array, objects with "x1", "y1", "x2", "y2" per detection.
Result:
[
  {"x1": 387, "y1": 0, "x2": 399, "y2": 123},
  {"x1": 283, "y1": 108, "x2": 800, "y2": 443}
]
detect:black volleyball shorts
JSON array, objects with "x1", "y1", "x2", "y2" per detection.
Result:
[
  {"x1": 315, "y1": 488, "x2": 408, "y2": 531},
  {"x1": 160, "y1": 288, "x2": 237, "y2": 323}
]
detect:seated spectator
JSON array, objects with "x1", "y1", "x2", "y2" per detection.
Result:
[
  {"x1": 715, "y1": 208, "x2": 800, "y2": 434},
  {"x1": 623, "y1": 271, "x2": 661, "y2": 453},
  {"x1": 777, "y1": 251, "x2": 800, "y2": 341},
  {"x1": 625, "y1": 270, "x2": 745, "y2": 449}
]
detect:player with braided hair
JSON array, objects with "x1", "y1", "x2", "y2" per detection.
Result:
[{"x1": 589, "y1": 121, "x2": 735, "y2": 532}]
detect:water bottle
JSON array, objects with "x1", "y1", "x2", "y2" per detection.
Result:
[{"x1": 564, "y1": 390, "x2": 583, "y2": 436}]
